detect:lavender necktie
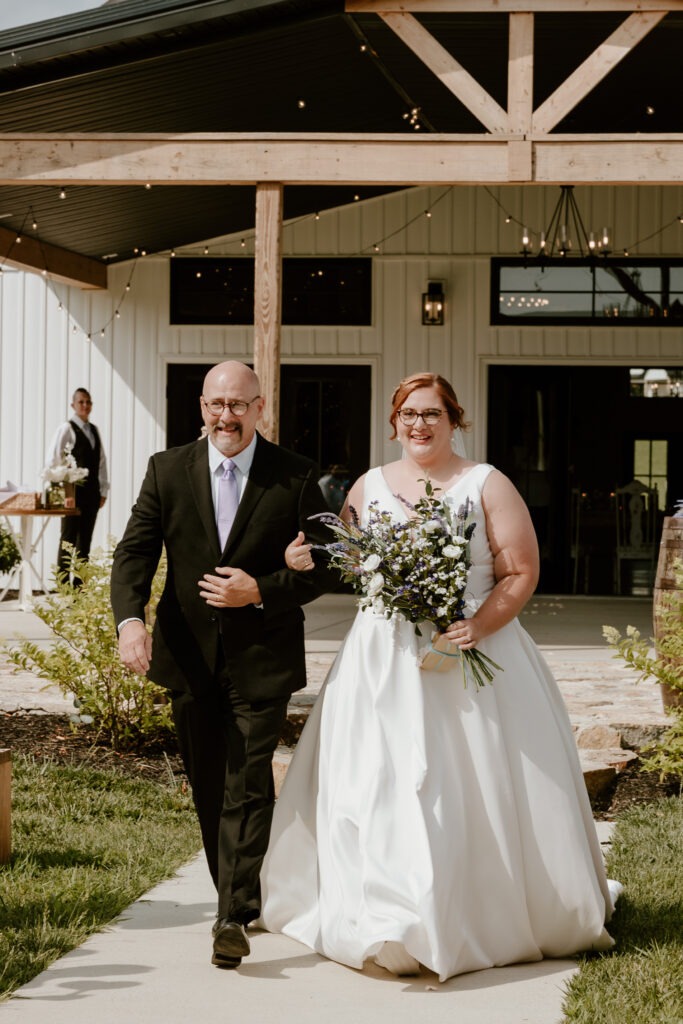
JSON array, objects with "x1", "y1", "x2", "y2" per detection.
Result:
[{"x1": 217, "y1": 458, "x2": 239, "y2": 549}]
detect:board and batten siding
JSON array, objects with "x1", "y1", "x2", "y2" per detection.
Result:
[{"x1": 1, "y1": 183, "x2": 682, "y2": 585}]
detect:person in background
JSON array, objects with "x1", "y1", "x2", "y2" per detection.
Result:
[
  {"x1": 318, "y1": 463, "x2": 351, "y2": 514},
  {"x1": 47, "y1": 387, "x2": 108, "y2": 578}
]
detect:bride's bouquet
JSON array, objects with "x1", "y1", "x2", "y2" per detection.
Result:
[{"x1": 311, "y1": 479, "x2": 501, "y2": 690}]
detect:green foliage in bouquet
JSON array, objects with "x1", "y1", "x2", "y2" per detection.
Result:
[
  {"x1": 603, "y1": 559, "x2": 683, "y2": 780},
  {"x1": 4, "y1": 541, "x2": 172, "y2": 752},
  {"x1": 312, "y1": 477, "x2": 501, "y2": 690},
  {"x1": 0, "y1": 524, "x2": 21, "y2": 574}
]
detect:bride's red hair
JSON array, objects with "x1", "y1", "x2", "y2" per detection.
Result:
[{"x1": 389, "y1": 372, "x2": 469, "y2": 440}]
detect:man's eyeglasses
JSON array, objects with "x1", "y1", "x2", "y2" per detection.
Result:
[
  {"x1": 397, "y1": 408, "x2": 444, "y2": 426},
  {"x1": 203, "y1": 396, "x2": 261, "y2": 417}
]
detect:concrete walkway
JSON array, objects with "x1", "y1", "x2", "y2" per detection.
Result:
[{"x1": 0, "y1": 593, "x2": 664, "y2": 1021}]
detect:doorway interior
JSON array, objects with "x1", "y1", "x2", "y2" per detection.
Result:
[{"x1": 487, "y1": 365, "x2": 682, "y2": 594}]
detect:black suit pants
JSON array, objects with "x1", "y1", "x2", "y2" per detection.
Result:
[
  {"x1": 58, "y1": 489, "x2": 100, "y2": 575},
  {"x1": 171, "y1": 666, "x2": 288, "y2": 925}
]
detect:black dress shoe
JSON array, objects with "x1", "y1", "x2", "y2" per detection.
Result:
[{"x1": 212, "y1": 919, "x2": 250, "y2": 967}]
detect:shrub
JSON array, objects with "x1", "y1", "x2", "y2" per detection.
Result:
[
  {"x1": 4, "y1": 541, "x2": 173, "y2": 752},
  {"x1": 0, "y1": 525, "x2": 21, "y2": 574},
  {"x1": 603, "y1": 559, "x2": 683, "y2": 780}
]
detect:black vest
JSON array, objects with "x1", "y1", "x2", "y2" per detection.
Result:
[{"x1": 69, "y1": 420, "x2": 101, "y2": 498}]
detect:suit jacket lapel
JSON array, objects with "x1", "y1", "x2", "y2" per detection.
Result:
[{"x1": 186, "y1": 439, "x2": 222, "y2": 559}]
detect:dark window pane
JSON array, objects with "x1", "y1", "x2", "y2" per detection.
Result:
[{"x1": 171, "y1": 258, "x2": 371, "y2": 326}]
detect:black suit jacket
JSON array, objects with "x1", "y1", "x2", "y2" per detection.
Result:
[{"x1": 111, "y1": 433, "x2": 337, "y2": 701}]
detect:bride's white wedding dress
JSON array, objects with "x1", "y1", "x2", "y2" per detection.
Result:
[{"x1": 259, "y1": 463, "x2": 617, "y2": 981}]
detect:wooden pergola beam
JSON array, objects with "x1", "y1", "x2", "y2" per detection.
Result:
[
  {"x1": 0, "y1": 133, "x2": 681, "y2": 184},
  {"x1": 253, "y1": 183, "x2": 283, "y2": 444},
  {"x1": 347, "y1": 1, "x2": 681, "y2": 11},
  {"x1": 532, "y1": 12, "x2": 667, "y2": 134},
  {"x1": 0, "y1": 224, "x2": 107, "y2": 289},
  {"x1": 507, "y1": 12, "x2": 534, "y2": 135},
  {"x1": 379, "y1": 12, "x2": 509, "y2": 133}
]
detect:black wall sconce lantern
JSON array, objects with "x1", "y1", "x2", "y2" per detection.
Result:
[{"x1": 422, "y1": 280, "x2": 445, "y2": 325}]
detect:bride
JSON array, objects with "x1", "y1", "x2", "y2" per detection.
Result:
[{"x1": 258, "y1": 371, "x2": 618, "y2": 982}]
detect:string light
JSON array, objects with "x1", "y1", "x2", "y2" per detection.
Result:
[
  {"x1": 345, "y1": 16, "x2": 434, "y2": 131},
  {"x1": 49, "y1": 260, "x2": 138, "y2": 341},
  {"x1": 2, "y1": 185, "x2": 677, "y2": 344},
  {"x1": 58, "y1": 188, "x2": 66, "y2": 200},
  {"x1": 361, "y1": 187, "x2": 453, "y2": 253}
]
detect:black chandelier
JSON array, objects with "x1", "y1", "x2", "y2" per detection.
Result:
[{"x1": 521, "y1": 185, "x2": 611, "y2": 259}]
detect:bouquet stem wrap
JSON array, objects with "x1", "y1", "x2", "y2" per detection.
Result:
[{"x1": 419, "y1": 633, "x2": 460, "y2": 673}]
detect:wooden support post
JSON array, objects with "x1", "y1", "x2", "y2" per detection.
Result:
[
  {"x1": 0, "y1": 749, "x2": 10, "y2": 864},
  {"x1": 253, "y1": 182, "x2": 284, "y2": 444}
]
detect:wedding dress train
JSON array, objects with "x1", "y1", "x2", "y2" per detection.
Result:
[{"x1": 259, "y1": 464, "x2": 617, "y2": 982}]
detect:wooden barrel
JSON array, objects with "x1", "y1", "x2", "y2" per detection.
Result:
[{"x1": 653, "y1": 516, "x2": 683, "y2": 710}]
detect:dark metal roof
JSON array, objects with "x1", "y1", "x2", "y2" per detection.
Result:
[{"x1": 0, "y1": 0, "x2": 680, "y2": 270}]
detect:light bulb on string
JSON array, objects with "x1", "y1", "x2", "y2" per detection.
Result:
[{"x1": 59, "y1": 188, "x2": 66, "y2": 200}]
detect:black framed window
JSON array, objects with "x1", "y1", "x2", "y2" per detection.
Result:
[
  {"x1": 491, "y1": 257, "x2": 683, "y2": 326},
  {"x1": 170, "y1": 257, "x2": 372, "y2": 326}
]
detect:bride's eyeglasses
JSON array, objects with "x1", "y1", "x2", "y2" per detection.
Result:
[{"x1": 397, "y1": 408, "x2": 444, "y2": 426}]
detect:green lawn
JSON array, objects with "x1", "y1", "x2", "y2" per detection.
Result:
[
  {"x1": 0, "y1": 755, "x2": 201, "y2": 1000},
  {"x1": 563, "y1": 796, "x2": 683, "y2": 1023}
]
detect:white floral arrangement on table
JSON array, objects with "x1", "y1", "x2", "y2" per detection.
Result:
[
  {"x1": 311, "y1": 478, "x2": 501, "y2": 690},
  {"x1": 42, "y1": 443, "x2": 89, "y2": 485}
]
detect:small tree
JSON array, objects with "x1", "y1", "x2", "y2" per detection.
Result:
[
  {"x1": 5, "y1": 541, "x2": 173, "y2": 753},
  {"x1": 603, "y1": 559, "x2": 683, "y2": 781}
]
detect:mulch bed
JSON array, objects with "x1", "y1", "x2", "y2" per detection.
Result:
[
  {"x1": 0, "y1": 710, "x2": 187, "y2": 785},
  {"x1": 0, "y1": 709, "x2": 679, "y2": 815}
]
